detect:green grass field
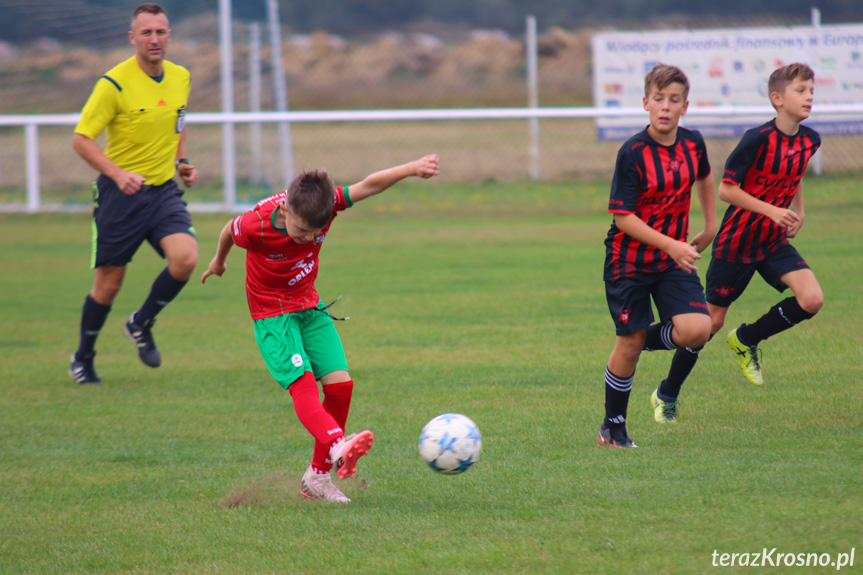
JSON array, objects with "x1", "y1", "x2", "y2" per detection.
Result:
[{"x1": 1, "y1": 178, "x2": 861, "y2": 574}]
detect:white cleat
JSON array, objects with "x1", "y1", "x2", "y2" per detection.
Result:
[
  {"x1": 300, "y1": 466, "x2": 350, "y2": 503},
  {"x1": 330, "y1": 430, "x2": 374, "y2": 479}
]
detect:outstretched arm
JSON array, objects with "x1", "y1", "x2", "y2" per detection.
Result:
[
  {"x1": 347, "y1": 154, "x2": 440, "y2": 204},
  {"x1": 201, "y1": 220, "x2": 235, "y2": 283}
]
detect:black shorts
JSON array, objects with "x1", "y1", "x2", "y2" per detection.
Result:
[
  {"x1": 605, "y1": 267, "x2": 709, "y2": 335},
  {"x1": 90, "y1": 174, "x2": 195, "y2": 268},
  {"x1": 705, "y1": 243, "x2": 810, "y2": 308}
]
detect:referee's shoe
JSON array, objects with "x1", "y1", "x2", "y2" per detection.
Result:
[
  {"x1": 69, "y1": 352, "x2": 102, "y2": 385},
  {"x1": 124, "y1": 313, "x2": 162, "y2": 368}
]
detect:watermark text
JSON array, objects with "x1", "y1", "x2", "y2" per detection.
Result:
[{"x1": 712, "y1": 548, "x2": 855, "y2": 570}]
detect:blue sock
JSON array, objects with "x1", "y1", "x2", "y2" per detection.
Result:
[
  {"x1": 660, "y1": 346, "x2": 702, "y2": 399},
  {"x1": 76, "y1": 295, "x2": 111, "y2": 360},
  {"x1": 135, "y1": 267, "x2": 188, "y2": 325},
  {"x1": 739, "y1": 297, "x2": 816, "y2": 346},
  {"x1": 656, "y1": 387, "x2": 678, "y2": 403},
  {"x1": 643, "y1": 321, "x2": 675, "y2": 351},
  {"x1": 604, "y1": 367, "x2": 633, "y2": 427}
]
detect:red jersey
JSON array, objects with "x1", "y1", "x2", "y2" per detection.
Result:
[
  {"x1": 712, "y1": 119, "x2": 820, "y2": 263},
  {"x1": 230, "y1": 187, "x2": 352, "y2": 319},
  {"x1": 604, "y1": 126, "x2": 711, "y2": 280}
]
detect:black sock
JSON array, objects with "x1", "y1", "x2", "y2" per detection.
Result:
[
  {"x1": 738, "y1": 297, "x2": 816, "y2": 346},
  {"x1": 643, "y1": 321, "x2": 674, "y2": 351},
  {"x1": 76, "y1": 295, "x2": 111, "y2": 360},
  {"x1": 660, "y1": 346, "x2": 703, "y2": 399},
  {"x1": 604, "y1": 367, "x2": 633, "y2": 428},
  {"x1": 135, "y1": 267, "x2": 188, "y2": 325}
]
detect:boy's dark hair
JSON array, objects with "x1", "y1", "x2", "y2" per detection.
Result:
[
  {"x1": 132, "y1": 3, "x2": 167, "y2": 24},
  {"x1": 644, "y1": 63, "x2": 690, "y2": 100},
  {"x1": 285, "y1": 170, "x2": 335, "y2": 228},
  {"x1": 768, "y1": 62, "x2": 815, "y2": 100}
]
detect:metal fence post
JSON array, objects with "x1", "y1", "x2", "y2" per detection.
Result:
[{"x1": 25, "y1": 123, "x2": 40, "y2": 213}]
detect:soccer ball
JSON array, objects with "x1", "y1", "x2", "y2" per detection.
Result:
[{"x1": 418, "y1": 413, "x2": 482, "y2": 474}]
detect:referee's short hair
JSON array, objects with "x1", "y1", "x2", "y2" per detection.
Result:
[{"x1": 132, "y1": 3, "x2": 168, "y2": 28}]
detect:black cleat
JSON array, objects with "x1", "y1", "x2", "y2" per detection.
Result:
[
  {"x1": 69, "y1": 352, "x2": 102, "y2": 385},
  {"x1": 124, "y1": 313, "x2": 161, "y2": 368},
  {"x1": 597, "y1": 421, "x2": 638, "y2": 448}
]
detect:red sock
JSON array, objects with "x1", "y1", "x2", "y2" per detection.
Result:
[
  {"x1": 311, "y1": 380, "x2": 354, "y2": 472},
  {"x1": 289, "y1": 372, "x2": 344, "y2": 470},
  {"x1": 323, "y1": 380, "x2": 353, "y2": 429}
]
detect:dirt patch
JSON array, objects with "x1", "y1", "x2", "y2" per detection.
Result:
[{"x1": 220, "y1": 473, "x2": 297, "y2": 508}]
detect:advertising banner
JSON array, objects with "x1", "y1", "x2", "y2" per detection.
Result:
[{"x1": 592, "y1": 24, "x2": 863, "y2": 140}]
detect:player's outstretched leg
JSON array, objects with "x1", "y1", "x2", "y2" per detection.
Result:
[
  {"x1": 727, "y1": 324, "x2": 762, "y2": 385},
  {"x1": 124, "y1": 313, "x2": 161, "y2": 368},
  {"x1": 330, "y1": 430, "x2": 374, "y2": 479},
  {"x1": 300, "y1": 465, "x2": 350, "y2": 503}
]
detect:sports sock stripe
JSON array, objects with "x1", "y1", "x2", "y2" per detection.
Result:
[
  {"x1": 605, "y1": 367, "x2": 633, "y2": 392},
  {"x1": 660, "y1": 321, "x2": 675, "y2": 349}
]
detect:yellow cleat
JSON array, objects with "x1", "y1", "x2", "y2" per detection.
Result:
[
  {"x1": 650, "y1": 386, "x2": 678, "y2": 423},
  {"x1": 727, "y1": 326, "x2": 763, "y2": 386}
]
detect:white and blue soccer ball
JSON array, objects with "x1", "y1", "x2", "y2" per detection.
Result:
[{"x1": 418, "y1": 413, "x2": 482, "y2": 475}]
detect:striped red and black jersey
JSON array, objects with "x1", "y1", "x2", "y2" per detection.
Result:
[
  {"x1": 712, "y1": 119, "x2": 820, "y2": 263},
  {"x1": 604, "y1": 126, "x2": 711, "y2": 281}
]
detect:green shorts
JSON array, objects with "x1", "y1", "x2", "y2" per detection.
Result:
[{"x1": 254, "y1": 303, "x2": 348, "y2": 390}]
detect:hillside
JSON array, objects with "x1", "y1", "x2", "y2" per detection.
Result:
[{"x1": 0, "y1": 14, "x2": 592, "y2": 114}]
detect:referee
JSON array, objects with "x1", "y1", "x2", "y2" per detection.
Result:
[{"x1": 69, "y1": 3, "x2": 199, "y2": 384}]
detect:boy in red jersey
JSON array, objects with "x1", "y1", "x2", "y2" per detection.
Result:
[
  {"x1": 599, "y1": 64, "x2": 717, "y2": 447},
  {"x1": 201, "y1": 154, "x2": 440, "y2": 502},
  {"x1": 705, "y1": 63, "x2": 823, "y2": 385}
]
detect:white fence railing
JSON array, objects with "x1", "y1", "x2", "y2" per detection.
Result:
[{"x1": 2, "y1": 104, "x2": 862, "y2": 213}]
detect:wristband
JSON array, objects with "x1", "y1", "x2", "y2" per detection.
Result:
[{"x1": 176, "y1": 158, "x2": 190, "y2": 167}]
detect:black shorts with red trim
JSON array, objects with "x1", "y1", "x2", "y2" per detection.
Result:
[
  {"x1": 705, "y1": 242, "x2": 810, "y2": 308},
  {"x1": 605, "y1": 266, "x2": 709, "y2": 336}
]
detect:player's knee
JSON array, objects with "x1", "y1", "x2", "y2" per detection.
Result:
[
  {"x1": 678, "y1": 332, "x2": 710, "y2": 348},
  {"x1": 620, "y1": 347, "x2": 642, "y2": 364},
  {"x1": 798, "y1": 291, "x2": 824, "y2": 315},
  {"x1": 92, "y1": 279, "x2": 123, "y2": 304},
  {"x1": 321, "y1": 370, "x2": 352, "y2": 385},
  {"x1": 613, "y1": 337, "x2": 644, "y2": 365},
  {"x1": 170, "y1": 251, "x2": 198, "y2": 280},
  {"x1": 675, "y1": 319, "x2": 711, "y2": 348}
]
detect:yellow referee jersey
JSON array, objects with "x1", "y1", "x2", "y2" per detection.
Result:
[{"x1": 75, "y1": 56, "x2": 191, "y2": 186}]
